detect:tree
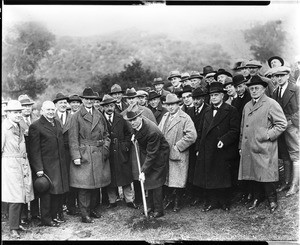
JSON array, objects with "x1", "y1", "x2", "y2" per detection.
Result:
[
  {"x1": 244, "y1": 20, "x2": 286, "y2": 62},
  {"x1": 2, "y1": 21, "x2": 55, "y2": 99}
]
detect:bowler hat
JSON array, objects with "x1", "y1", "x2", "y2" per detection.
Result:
[
  {"x1": 69, "y1": 94, "x2": 82, "y2": 103},
  {"x1": 167, "y1": 71, "x2": 181, "y2": 80},
  {"x1": 164, "y1": 94, "x2": 181, "y2": 104},
  {"x1": 270, "y1": 66, "x2": 291, "y2": 76},
  {"x1": 201, "y1": 66, "x2": 216, "y2": 76},
  {"x1": 109, "y1": 84, "x2": 124, "y2": 95},
  {"x1": 80, "y1": 87, "x2": 97, "y2": 99},
  {"x1": 18, "y1": 94, "x2": 35, "y2": 105},
  {"x1": 267, "y1": 56, "x2": 284, "y2": 68},
  {"x1": 124, "y1": 88, "x2": 138, "y2": 98},
  {"x1": 214, "y1": 69, "x2": 232, "y2": 81},
  {"x1": 94, "y1": 92, "x2": 102, "y2": 101},
  {"x1": 178, "y1": 85, "x2": 193, "y2": 97},
  {"x1": 148, "y1": 91, "x2": 161, "y2": 101},
  {"x1": 245, "y1": 60, "x2": 262, "y2": 68},
  {"x1": 123, "y1": 109, "x2": 143, "y2": 121},
  {"x1": 100, "y1": 94, "x2": 116, "y2": 105},
  {"x1": 53, "y1": 93, "x2": 69, "y2": 104},
  {"x1": 208, "y1": 82, "x2": 226, "y2": 94},
  {"x1": 4, "y1": 100, "x2": 24, "y2": 111},
  {"x1": 192, "y1": 87, "x2": 207, "y2": 98},
  {"x1": 246, "y1": 75, "x2": 268, "y2": 88},
  {"x1": 153, "y1": 77, "x2": 165, "y2": 85},
  {"x1": 34, "y1": 174, "x2": 53, "y2": 194},
  {"x1": 180, "y1": 72, "x2": 190, "y2": 82},
  {"x1": 232, "y1": 74, "x2": 249, "y2": 87}
]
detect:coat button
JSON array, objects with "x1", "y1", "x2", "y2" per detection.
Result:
[{"x1": 246, "y1": 125, "x2": 248, "y2": 127}]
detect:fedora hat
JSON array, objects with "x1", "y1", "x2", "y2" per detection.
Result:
[
  {"x1": 148, "y1": 90, "x2": 161, "y2": 101},
  {"x1": 4, "y1": 100, "x2": 24, "y2": 111},
  {"x1": 68, "y1": 94, "x2": 82, "y2": 103},
  {"x1": 270, "y1": 66, "x2": 291, "y2": 76},
  {"x1": 153, "y1": 77, "x2": 165, "y2": 85},
  {"x1": 245, "y1": 60, "x2": 262, "y2": 68},
  {"x1": 223, "y1": 77, "x2": 234, "y2": 87},
  {"x1": 136, "y1": 90, "x2": 148, "y2": 97},
  {"x1": 267, "y1": 56, "x2": 284, "y2": 68},
  {"x1": 235, "y1": 61, "x2": 247, "y2": 70},
  {"x1": 214, "y1": 69, "x2": 232, "y2": 80},
  {"x1": 109, "y1": 84, "x2": 124, "y2": 95},
  {"x1": 201, "y1": 66, "x2": 216, "y2": 76},
  {"x1": 94, "y1": 92, "x2": 102, "y2": 101},
  {"x1": 18, "y1": 94, "x2": 34, "y2": 105},
  {"x1": 208, "y1": 82, "x2": 226, "y2": 94},
  {"x1": 100, "y1": 94, "x2": 116, "y2": 105},
  {"x1": 190, "y1": 71, "x2": 203, "y2": 80},
  {"x1": 80, "y1": 87, "x2": 97, "y2": 99},
  {"x1": 167, "y1": 70, "x2": 181, "y2": 80},
  {"x1": 123, "y1": 109, "x2": 143, "y2": 121},
  {"x1": 246, "y1": 75, "x2": 268, "y2": 88},
  {"x1": 124, "y1": 88, "x2": 138, "y2": 98},
  {"x1": 232, "y1": 74, "x2": 249, "y2": 87},
  {"x1": 192, "y1": 87, "x2": 207, "y2": 98},
  {"x1": 180, "y1": 72, "x2": 190, "y2": 82},
  {"x1": 53, "y1": 92, "x2": 69, "y2": 103},
  {"x1": 178, "y1": 85, "x2": 193, "y2": 97},
  {"x1": 164, "y1": 93, "x2": 181, "y2": 104},
  {"x1": 33, "y1": 174, "x2": 53, "y2": 194}
]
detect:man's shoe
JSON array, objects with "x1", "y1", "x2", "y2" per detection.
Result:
[
  {"x1": 39, "y1": 221, "x2": 60, "y2": 227},
  {"x1": 90, "y1": 211, "x2": 102, "y2": 219},
  {"x1": 269, "y1": 202, "x2": 278, "y2": 213},
  {"x1": 20, "y1": 218, "x2": 30, "y2": 225},
  {"x1": 248, "y1": 199, "x2": 260, "y2": 210},
  {"x1": 81, "y1": 216, "x2": 94, "y2": 223},
  {"x1": 286, "y1": 184, "x2": 299, "y2": 197},
  {"x1": 151, "y1": 212, "x2": 164, "y2": 218},
  {"x1": 126, "y1": 202, "x2": 139, "y2": 209},
  {"x1": 18, "y1": 225, "x2": 28, "y2": 232},
  {"x1": 106, "y1": 203, "x2": 117, "y2": 209},
  {"x1": 10, "y1": 229, "x2": 20, "y2": 239},
  {"x1": 190, "y1": 197, "x2": 200, "y2": 207},
  {"x1": 276, "y1": 182, "x2": 290, "y2": 192}
]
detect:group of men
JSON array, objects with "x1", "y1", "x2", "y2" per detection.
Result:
[{"x1": 1, "y1": 56, "x2": 299, "y2": 239}]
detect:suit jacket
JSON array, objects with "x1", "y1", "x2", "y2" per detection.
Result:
[
  {"x1": 115, "y1": 100, "x2": 128, "y2": 114},
  {"x1": 148, "y1": 102, "x2": 168, "y2": 124},
  {"x1": 231, "y1": 89, "x2": 252, "y2": 121}
]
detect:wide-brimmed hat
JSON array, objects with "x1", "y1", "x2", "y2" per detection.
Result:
[
  {"x1": 136, "y1": 90, "x2": 148, "y2": 97},
  {"x1": 164, "y1": 93, "x2": 181, "y2": 104},
  {"x1": 100, "y1": 94, "x2": 116, "y2": 105},
  {"x1": 18, "y1": 94, "x2": 35, "y2": 105},
  {"x1": 267, "y1": 56, "x2": 284, "y2": 68},
  {"x1": 123, "y1": 109, "x2": 143, "y2": 121},
  {"x1": 148, "y1": 90, "x2": 161, "y2": 101},
  {"x1": 223, "y1": 77, "x2": 234, "y2": 87},
  {"x1": 232, "y1": 74, "x2": 249, "y2": 87},
  {"x1": 235, "y1": 61, "x2": 248, "y2": 70},
  {"x1": 246, "y1": 75, "x2": 268, "y2": 88},
  {"x1": 167, "y1": 70, "x2": 181, "y2": 80},
  {"x1": 34, "y1": 174, "x2": 53, "y2": 194},
  {"x1": 214, "y1": 69, "x2": 232, "y2": 80},
  {"x1": 178, "y1": 85, "x2": 193, "y2": 97},
  {"x1": 80, "y1": 87, "x2": 97, "y2": 99},
  {"x1": 4, "y1": 100, "x2": 24, "y2": 111},
  {"x1": 245, "y1": 60, "x2": 262, "y2": 68},
  {"x1": 190, "y1": 71, "x2": 203, "y2": 80},
  {"x1": 153, "y1": 77, "x2": 164, "y2": 85},
  {"x1": 124, "y1": 88, "x2": 138, "y2": 98},
  {"x1": 53, "y1": 93, "x2": 69, "y2": 103},
  {"x1": 109, "y1": 84, "x2": 124, "y2": 95},
  {"x1": 68, "y1": 94, "x2": 82, "y2": 103},
  {"x1": 270, "y1": 66, "x2": 291, "y2": 76},
  {"x1": 180, "y1": 72, "x2": 190, "y2": 82},
  {"x1": 201, "y1": 65, "x2": 216, "y2": 76},
  {"x1": 208, "y1": 82, "x2": 226, "y2": 94},
  {"x1": 192, "y1": 87, "x2": 207, "y2": 98}
]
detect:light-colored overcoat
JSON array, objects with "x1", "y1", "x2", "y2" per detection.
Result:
[
  {"x1": 158, "y1": 109, "x2": 197, "y2": 188},
  {"x1": 238, "y1": 94, "x2": 287, "y2": 182},
  {"x1": 2, "y1": 119, "x2": 34, "y2": 203}
]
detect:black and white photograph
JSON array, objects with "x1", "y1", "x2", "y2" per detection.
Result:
[{"x1": 1, "y1": 1, "x2": 299, "y2": 242}]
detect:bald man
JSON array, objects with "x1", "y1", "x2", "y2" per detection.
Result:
[{"x1": 28, "y1": 101, "x2": 69, "y2": 227}]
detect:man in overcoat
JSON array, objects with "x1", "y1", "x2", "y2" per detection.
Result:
[
  {"x1": 271, "y1": 66, "x2": 299, "y2": 196},
  {"x1": 167, "y1": 71, "x2": 183, "y2": 95},
  {"x1": 109, "y1": 84, "x2": 128, "y2": 114},
  {"x1": 147, "y1": 90, "x2": 168, "y2": 124},
  {"x1": 238, "y1": 75, "x2": 287, "y2": 213},
  {"x1": 68, "y1": 88, "x2": 111, "y2": 223},
  {"x1": 194, "y1": 82, "x2": 240, "y2": 212},
  {"x1": 158, "y1": 94, "x2": 197, "y2": 212},
  {"x1": 28, "y1": 101, "x2": 69, "y2": 226},
  {"x1": 124, "y1": 109, "x2": 170, "y2": 218},
  {"x1": 100, "y1": 94, "x2": 136, "y2": 209}
]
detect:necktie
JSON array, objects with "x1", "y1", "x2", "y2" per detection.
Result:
[
  {"x1": 108, "y1": 115, "x2": 112, "y2": 125},
  {"x1": 278, "y1": 86, "x2": 282, "y2": 98},
  {"x1": 60, "y1": 113, "x2": 64, "y2": 125},
  {"x1": 25, "y1": 116, "x2": 30, "y2": 126},
  {"x1": 213, "y1": 106, "x2": 218, "y2": 117},
  {"x1": 253, "y1": 100, "x2": 256, "y2": 106}
]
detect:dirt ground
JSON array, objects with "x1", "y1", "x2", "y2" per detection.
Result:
[{"x1": 1, "y1": 191, "x2": 299, "y2": 242}]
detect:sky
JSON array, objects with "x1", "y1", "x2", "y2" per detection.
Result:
[{"x1": 2, "y1": 3, "x2": 300, "y2": 38}]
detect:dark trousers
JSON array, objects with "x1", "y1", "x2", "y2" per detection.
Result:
[
  {"x1": 40, "y1": 192, "x2": 63, "y2": 224},
  {"x1": 2, "y1": 202, "x2": 9, "y2": 216},
  {"x1": 77, "y1": 188, "x2": 99, "y2": 217},
  {"x1": 30, "y1": 198, "x2": 40, "y2": 217},
  {"x1": 8, "y1": 203, "x2": 22, "y2": 230},
  {"x1": 205, "y1": 188, "x2": 230, "y2": 207},
  {"x1": 133, "y1": 180, "x2": 142, "y2": 205},
  {"x1": 101, "y1": 187, "x2": 109, "y2": 205},
  {"x1": 252, "y1": 181, "x2": 277, "y2": 203},
  {"x1": 147, "y1": 186, "x2": 163, "y2": 213},
  {"x1": 66, "y1": 187, "x2": 78, "y2": 212}
]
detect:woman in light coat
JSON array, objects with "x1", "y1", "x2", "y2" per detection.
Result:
[
  {"x1": 2, "y1": 100, "x2": 34, "y2": 239},
  {"x1": 158, "y1": 94, "x2": 197, "y2": 212}
]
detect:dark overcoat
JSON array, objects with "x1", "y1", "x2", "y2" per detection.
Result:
[
  {"x1": 135, "y1": 118, "x2": 170, "y2": 190},
  {"x1": 193, "y1": 103, "x2": 240, "y2": 189},
  {"x1": 68, "y1": 106, "x2": 111, "y2": 189},
  {"x1": 28, "y1": 115, "x2": 69, "y2": 194},
  {"x1": 231, "y1": 89, "x2": 252, "y2": 121},
  {"x1": 148, "y1": 102, "x2": 168, "y2": 124},
  {"x1": 105, "y1": 112, "x2": 133, "y2": 187}
]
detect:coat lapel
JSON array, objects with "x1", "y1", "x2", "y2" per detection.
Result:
[
  {"x1": 111, "y1": 113, "x2": 121, "y2": 131},
  {"x1": 247, "y1": 95, "x2": 266, "y2": 116},
  {"x1": 91, "y1": 109, "x2": 100, "y2": 131},
  {"x1": 282, "y1": 83, "x2": 295, "y2": 109},
  {"x1": 206, "y1": 103, "x2": 229, "y2": 134},
  {"x1": 81, "y1": 107, "x2": 93, "y2": 125},
  {"x1": 167, "y1": 110, "x2": 181, "y2": 132},
  {"x1": 40, "y1": 116, "x2": 57, "y2": 136}
]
